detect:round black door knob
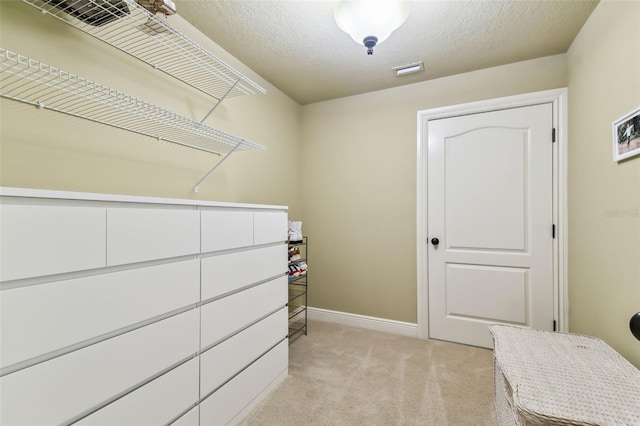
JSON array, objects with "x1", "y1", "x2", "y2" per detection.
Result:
[
  {"x1": 431, "y1": 238, "x2": 439, "y2": 245},
  {"x1": 631, "y1": 312, "x2": 640, "y2": 341}
]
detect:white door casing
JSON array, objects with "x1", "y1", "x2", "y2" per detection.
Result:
[{"x1": 416, "y1": 89, "x2": 568, "y2": 345}]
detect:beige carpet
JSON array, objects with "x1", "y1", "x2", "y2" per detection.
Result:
[{"x1": 241, "y1": 321, "x2": 498, "y2": 425}]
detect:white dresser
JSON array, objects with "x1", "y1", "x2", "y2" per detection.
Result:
[{"x1": 0, "y1": 187, "x2": 289, "y2": 425}]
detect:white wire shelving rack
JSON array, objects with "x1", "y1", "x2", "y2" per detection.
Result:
[
  {"x1": 8, "y1": 0, "x2": 270, "y2": 191},
  {"x1": 20, "y1": 0, "x2": 266, "y2": 104},
  {"x1": 0, "y1": 48, "x2": 266, "y2": 191}
]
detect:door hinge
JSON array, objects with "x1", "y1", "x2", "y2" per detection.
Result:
[
  {"x1": 553, "y1": 320, "x2": 557, "y2": 331},
  {"x1": 552, "y1": 224, "x2": 556, "y2": 238},
  {"x1": 552, "y1": 128, "x2": 556, "y2": 142}
]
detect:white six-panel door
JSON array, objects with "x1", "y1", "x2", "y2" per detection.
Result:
[{"x1": 427, "y1": 103, "x2": 554, "y2": 348}]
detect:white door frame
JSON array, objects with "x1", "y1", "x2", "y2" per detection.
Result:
[{"x1": 416, "y1": 88, "x2": 568, "y2": 340}]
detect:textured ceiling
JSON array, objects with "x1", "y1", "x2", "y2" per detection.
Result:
[{"x1": 175, "y1": 0, "x2": 598, "y2": 105}]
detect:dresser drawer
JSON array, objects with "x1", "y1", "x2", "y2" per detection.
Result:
[
  {"x1": 0, "y1": 309, "x2": 199, "y2": 425},
  {"x1": 201, "y1": 209, "x2": 253, "y2": 253},
  {"x1": 0, "y1": 204, "x2": 106, "y2": 281},
  {"x1": 253, "y1": 211, "x2": 287, "y2": 245},
  {"x1": 106, "y1": 207, "x2": 199, "y2": 266},
  {"x1": 1, "y1": 260, "x2": 199, "y2": 369},
  {"x1": 201, "y1": 245, "x2": 286, "y2": 301},
  {"x1": 78, "y1": 358, "x2": 199, "y2": 426},
  {"x1": 199, "y1": 340, "x2": 288, "y2": 426},
  {"x1": 171, "y1": 406, "x2": 199, "y2": 426},
  {"x1": 200, "y1": 307, "x2": 287, "y2": 396},
  {"x1": 200, "y1": 276, "x2": 287, "y2": 349}
]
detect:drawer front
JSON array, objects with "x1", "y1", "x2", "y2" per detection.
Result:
[
  {"x1": 200, "y1": 276, "x2": 287, "y2": 349},
  {"x1": 107, "y1": 207, "x2": 199, "y2": 266},
  {"x1": 171, "y1": 406, "x2": 199, "y2": 426},
  {"x1": 1, "y1": 260, "x2": 199, "y2": 369},
  {"x1": 253, "y1": 211, "x2": 288, "y2": 245},
  {"x1": 201, "y1": 245, "x2": 286, "y2": 301},
  {"x1": 199, "y1": 340, "x2": 288, "y2": 426},
  {"x1": 200, "y1": 308, "x2": 287, "y2": 395},
  {"x1": 201, "y1": 209, "x2": 253, "y2": 253},
  {"x1": 78, "y1": 358, "x2": 199, "y2": 426},
  {"x1": 0, "y1": 204, "x2": 106, "y2": 281},
  {"x1": 0, "y1": 309, "x2": 199, "y2": 426}
]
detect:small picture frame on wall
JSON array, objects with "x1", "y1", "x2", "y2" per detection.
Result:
[{"x1": 612, "y1": 107, "x2": 640, "y2": 162}]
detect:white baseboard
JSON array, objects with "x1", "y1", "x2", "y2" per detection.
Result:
[{"x1": 307, "y1": 307, "x2": 418, "y2": 338}]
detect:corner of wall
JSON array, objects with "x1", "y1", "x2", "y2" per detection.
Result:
[{"x1": 566, "y1": 0, "x2": 640, "y2": 367}]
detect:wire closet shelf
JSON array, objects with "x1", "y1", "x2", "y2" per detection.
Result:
[
  {"x1": 0, "y1": 48, "x2": 266, "y2": 155},
  {"x1": 20, "y1": 0, "x2": 266, "y2": 102}
]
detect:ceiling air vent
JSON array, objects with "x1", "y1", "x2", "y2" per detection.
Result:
[
  {"x1": 392, "y1": 61, "x2": 424, "y2": 77},
  {"x1": 49, "y1": 0, "x2": 130, "y2": 26}
]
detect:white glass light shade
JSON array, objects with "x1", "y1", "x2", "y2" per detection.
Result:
[{"x1": 335, "y1": 0, "x2": 410, "y2": 50}]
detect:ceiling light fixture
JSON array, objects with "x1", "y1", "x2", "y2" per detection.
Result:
[
  {"x1": 392, "y1": 61, "x2": 424, "y2": 76},
  {"x1": 335, "y1": 0, "x2": 410, "y2": 55}
]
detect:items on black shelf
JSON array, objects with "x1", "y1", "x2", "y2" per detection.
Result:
[
  {"x1": 288, "y1": 262, "x2": 308, "y2": 281},
  {"x1": 288, "y1": 246, "x2": 301, "y2": 261},
  {"x1": 288, "y1": 220, "x2": 303, "y2": 244},
  {"x1": 287, "y1": 236, "x2": 308, "y2": 340}
]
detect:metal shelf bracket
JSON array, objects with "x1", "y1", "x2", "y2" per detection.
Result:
[
  {"x1": 193, "y1": 140, "x2": 243, "y2": 193},
  {"x1": 200, "y1": 78, "x2": 241, "y2": 124}
]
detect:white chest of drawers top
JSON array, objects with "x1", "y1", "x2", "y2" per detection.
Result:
[
  {"x1": 1, "y1": 187, "x2": 288, "y2": 282},
  {"x1": 0, "y1": 187, "x2": 289, "y2": 426}
]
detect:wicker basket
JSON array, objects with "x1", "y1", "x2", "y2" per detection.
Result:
[{"x1": 489, "y1": 325, "x2": 640, "y2": 426}]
